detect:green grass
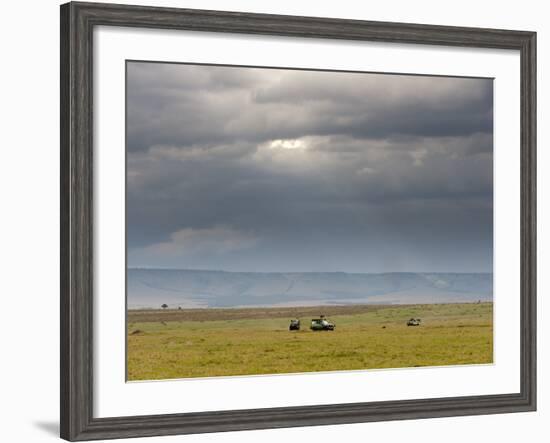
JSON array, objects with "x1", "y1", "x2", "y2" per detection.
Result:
[{"x1": 127, "y1": 302, "x2": 493, "y2": 381}]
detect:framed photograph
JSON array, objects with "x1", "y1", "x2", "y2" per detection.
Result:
[{"x1": 60, "y1": 1, "x2": 536, "y2": 440}]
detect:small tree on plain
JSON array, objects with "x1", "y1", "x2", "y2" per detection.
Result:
[{"x1": 161, "y1": 303, "x2": 168, "y2": 309}]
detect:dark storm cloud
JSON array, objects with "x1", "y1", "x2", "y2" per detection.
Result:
[
  {"x1": 126, "y1": 62, "x2": 493, "y2": 272},
  {"x1": 127, "y1": 64, "x2": 492, "y2": 152}
]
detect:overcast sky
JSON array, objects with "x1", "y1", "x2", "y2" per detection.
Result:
[{"x1": 126, "y1": 62, "x2": 493, "y2": 273}]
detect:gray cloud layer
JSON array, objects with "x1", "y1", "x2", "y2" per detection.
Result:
[{"x1": 127, "y1": 62, "x2": 493, "y2": 273}]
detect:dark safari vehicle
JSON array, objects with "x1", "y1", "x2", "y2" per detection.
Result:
[
  {"x1": 289, "y1": 319, "x2": 301, "y2": 331},
  {"x1": 310, "y1": 316, "x2": 335, "y2": 331}
]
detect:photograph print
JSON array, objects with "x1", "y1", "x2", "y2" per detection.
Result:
[{"x1": 126, "y1": 61, "x2": 494, "y2": 381}]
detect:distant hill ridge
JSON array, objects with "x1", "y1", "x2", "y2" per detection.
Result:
[{"x1": 128, "y1": 268, "x2": 493, "y2": 309}]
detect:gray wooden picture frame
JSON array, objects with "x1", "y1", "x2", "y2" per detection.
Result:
[{"x1": 60, "y1": 2, "x2": 537, "y2": 441}]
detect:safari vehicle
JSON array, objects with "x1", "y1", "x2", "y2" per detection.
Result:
[
  {"x1": 407, "y1": 318, "x2": 421, "y2": 326},
  {"x1": 310, "y1": 316, "x2": 335, "y2": 331},
  {"x1": 289, "y1": 319, "x2": 301, "y2": 331}
]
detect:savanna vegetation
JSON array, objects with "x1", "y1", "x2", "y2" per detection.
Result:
[{"x1": 127, "y1": 302, "x2": 493, "y2": 381}]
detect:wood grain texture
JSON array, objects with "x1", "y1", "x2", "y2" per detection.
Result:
[{"x1": 60, "y1": 2, "x2": 537, "y2": 441}]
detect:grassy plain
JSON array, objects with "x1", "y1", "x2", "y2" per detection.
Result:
[{"x1": 127, "y1": 302, "x2": 493, "y2": 381}]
